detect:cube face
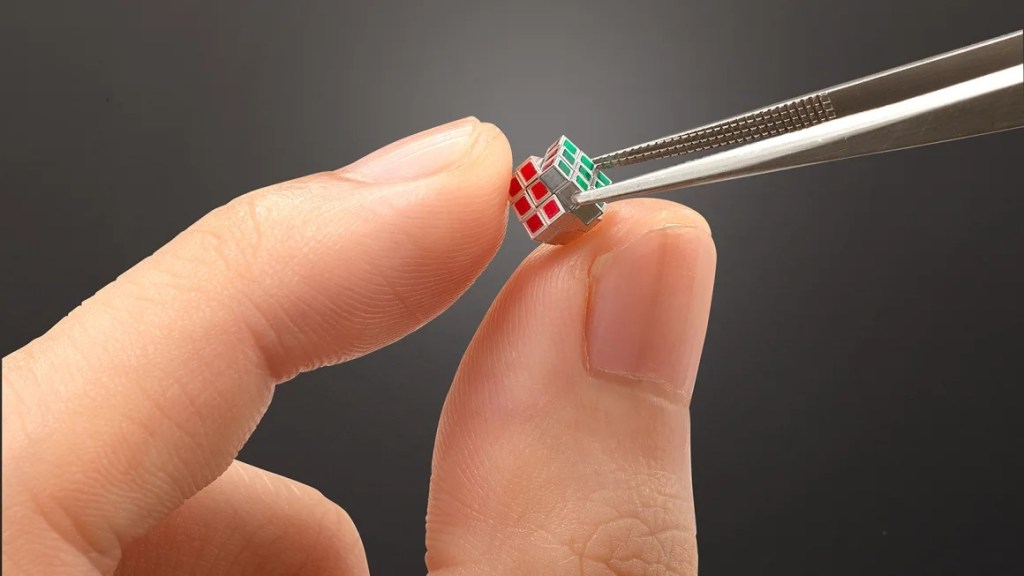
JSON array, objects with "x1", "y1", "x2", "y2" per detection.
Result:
[{"x1": 508, "y1": 136, "x2": 611, "y2": 244}]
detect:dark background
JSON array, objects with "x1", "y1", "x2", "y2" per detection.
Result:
[{"x1": 3, "y1": 1, "x2": 1023, "y2": 574}]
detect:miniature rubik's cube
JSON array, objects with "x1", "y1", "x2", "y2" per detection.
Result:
[{"x1": 509, "y1": 136, "x2": 611, "y2": 245}]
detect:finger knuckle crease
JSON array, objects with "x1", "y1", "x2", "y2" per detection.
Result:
[{"x1": 28, "y1": 492, "x2": 122, "y2": 574}]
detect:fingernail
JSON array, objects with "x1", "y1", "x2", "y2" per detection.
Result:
[
  {"x1": 342, "y1": 117, "x2": 480, "y2": 183},
  {"x1": 586, "y1": 225, "x2": 716, "y2": 395}
]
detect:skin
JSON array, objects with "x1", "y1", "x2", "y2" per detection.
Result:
[{"x1": 2, "y1": 118, "x2": 716, "y2": 575}]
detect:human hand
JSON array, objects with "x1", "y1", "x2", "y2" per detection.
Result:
[{"x1": 2, "y1": 117, "x2": 716, "y2": 575}]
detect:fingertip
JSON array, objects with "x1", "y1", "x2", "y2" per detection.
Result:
[
  {"x1": 506, "y1": 198, "x2": 713, "y2": 298},
  {"x1": 438, "y1": 120, "x2": 514, "y2": 237},
  {"x1": 233, "y1": 118, "x2": 517, "y2": 369},
  {"x1": 454, "y1": 198, "x2": 716, "y2": 411},
  {"x1": 445, "y1": 120, "x2": 513, "y2": 236},
  {"x1": 576, "y1": 198, "x2": 713, "y2": 251},
  {"x1": 366, "y1": 119, "x2": 512, "y2": 281},
  {"x1": 477, "y1": 121, "x2": 514, "y2": 174}
]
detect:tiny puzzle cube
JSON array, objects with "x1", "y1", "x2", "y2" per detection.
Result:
[{"x1": 509, "y1": 135, "x2": 611, "y2": 245}]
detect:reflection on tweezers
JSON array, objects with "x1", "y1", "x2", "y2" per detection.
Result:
[{"x1": 575, "y1": 31, "x2": 1024, "y2": 206}]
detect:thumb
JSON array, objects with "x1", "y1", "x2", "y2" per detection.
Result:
[{"x1": 426, "y1": 200, "x2": 715, "y2": 575}]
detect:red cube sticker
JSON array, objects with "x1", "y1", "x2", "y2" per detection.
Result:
[
  {"x1": 528, "y1": 181, "x2": 549, "y2": 202},
  {"x1": 518, "y1": 159, "x2": 538, "y2": 183},
  {"x1": 525, "y1": 213, "x2": 544, "y2": 234},
  {"x1": 509, "y1": 175, "x2": 523, "y2": 197},
  {"x1": 512, "y1": 195, "x2": 532, "y2": 218},
  {"x1": 541, "y1": 198, "x2": 563, "y2": 220}
]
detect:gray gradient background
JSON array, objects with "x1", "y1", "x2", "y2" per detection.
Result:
[{"x1": 3, "y1": 1, "x2": 1023, "y2": 574}]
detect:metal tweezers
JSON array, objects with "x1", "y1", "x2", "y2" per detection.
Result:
[{"x1": 575, "y1": 30, "x2": 1023, "y2": 207}]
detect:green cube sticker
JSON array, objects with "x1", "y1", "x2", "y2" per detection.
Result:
[
  {"x1": 578, "y1": 164, "x2": 592, "y2": 182},
  {"x1": 579, "y1": 154, "x2": 594, "y2": 171},
  {"x1": 596, "y1": 171, "x2": 611, "y2": 186},
  {"x1": 562, "y1": 137, "x2": 578, "y2": 155},
  {"x1": 557, "y1": 159, "x2": 573, "y2": 178},
  {"x1": 575, "y1": 174, "x2": 589, "y2": 190},
  {"x1": 561, "y1": 148, "x2": 575, "y2": 164}
]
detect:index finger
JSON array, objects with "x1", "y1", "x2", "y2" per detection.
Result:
[{"x1": 1, "y1": 118, "x2": 510, "y2": 573}]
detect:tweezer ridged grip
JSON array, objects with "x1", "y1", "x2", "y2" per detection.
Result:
[{"x1": 594, "y1": 93, "x2": 838, "y2": 168}]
